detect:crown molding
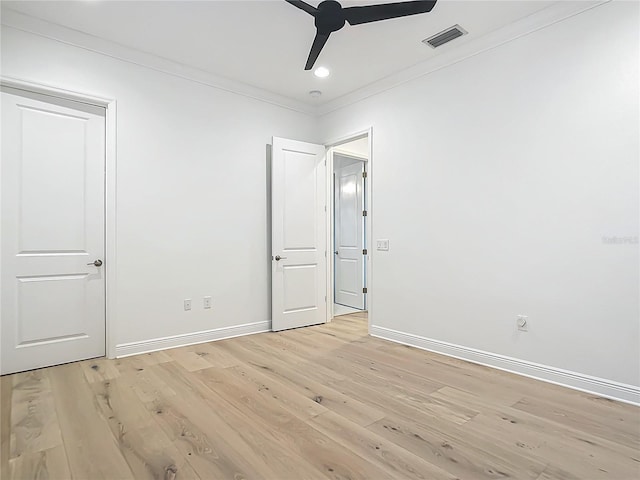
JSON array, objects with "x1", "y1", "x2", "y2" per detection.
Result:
[
  {"x1": 316, "y1": 0, "x2": 610, "y2": 116},
  {"x1": 1, "y1": 2, "x2": 610, "y2": 119},
  {"x1": 0, "y1": 8, "x2": 317, "y2": 116}
]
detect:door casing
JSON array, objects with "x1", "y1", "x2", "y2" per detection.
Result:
[{"x1": 1, "y1": 76, "x2": 118, "y2": 359}]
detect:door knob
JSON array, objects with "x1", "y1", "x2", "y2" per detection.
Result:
[
  {"x1": 274, "y1": 255, "x2": 287, "y2": 261},
  {"x1": 87, "y1": 259, "x2": 103, "y2": 267},
  {"x1": 334, "y1": 251, "x2": 339, "y2": 255}
]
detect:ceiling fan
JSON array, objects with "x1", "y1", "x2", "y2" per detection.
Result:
[{"x1": 285, "y1": 0, "x2": 438, "y2": 70}]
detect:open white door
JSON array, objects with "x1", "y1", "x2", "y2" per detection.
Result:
[
  {"x1": 272, "y1": 137, "x2": 326, "y2": 331},
  {"x1": 334, "y1": 158, "x2": 365, "y2": 309},
  {"x1": 1, "y1": 87, "x2": 106, "y2": 374}
]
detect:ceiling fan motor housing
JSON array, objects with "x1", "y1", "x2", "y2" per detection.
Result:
[{"x1": 315, "y1": 1, "x2": 346, "y2": 34}]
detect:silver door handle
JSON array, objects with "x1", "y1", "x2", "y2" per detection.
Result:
[
  {"x1": 274, "y1": 255, "x2": 287, "y2": 261},
  {"x1": 87, "y1": 259, "x2": 103, "y2": 267}
]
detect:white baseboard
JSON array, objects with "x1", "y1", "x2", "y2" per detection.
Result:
[
  {"x1": 370, "y1": 325, "x2": 640, "y2": 406},
  {"x1": 115, "y1": 321, "x2": 271, "y2": 358}
]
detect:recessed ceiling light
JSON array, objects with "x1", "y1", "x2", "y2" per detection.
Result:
[
  {"x1": 314, "y1": 67, "x2": 330, "y2": 78},
  {"x1": 309, "y1": 90, "x2": 322, "y2": 98}
]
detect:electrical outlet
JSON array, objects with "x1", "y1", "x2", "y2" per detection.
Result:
[
  {"x1": 517, "y1": 315, "x2": 528, "y2": 331},
  {"x1": 204, "y1": 296, "x2": 212, "y2": 309},
  {"x1": 184, "y1": 299, "x2": 192, "y2": 311}
]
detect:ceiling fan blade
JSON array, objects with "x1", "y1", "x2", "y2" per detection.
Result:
[
  {"x1": 305, "y1": 32, "x2": 330, "y2": 70},
  {"x1": 285, "y1": 0, "x2": 318, "y2": 16},
  {"x1": 344, "y1": 0, "x2": 437, "y2": 26}
]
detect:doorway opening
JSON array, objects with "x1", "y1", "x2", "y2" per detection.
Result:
[
  {"x1": 326, "y1": 132, "x2": 371, "y2": 325},
  {"x1": 270, "y1": 130, "x2": 372, "y2": 333}
]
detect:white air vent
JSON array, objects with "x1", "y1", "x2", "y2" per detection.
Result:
[{"x1": 423, "y1": 25, "x2": 467, "y2": 49}]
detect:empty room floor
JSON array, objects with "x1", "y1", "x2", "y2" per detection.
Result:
[{"x1": 1, "y1": 313, "x2": 638, "y2": 479}]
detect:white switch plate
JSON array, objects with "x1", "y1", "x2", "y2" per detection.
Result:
[
  {"x1": 184, "y1": 299, "x2": 192, "y2": 311},
  {"x1": 376, "y1": 239, "x2": 390, "y2": 251},
  {"x1": 204, "y1": 296, "x2": 212, "y2": 309}
]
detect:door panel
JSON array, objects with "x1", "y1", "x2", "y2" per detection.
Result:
[
  {"x1": 17, "y1": 274, "x2": 89, "y2": 344},
  {"x1": 1, "y1": 88, "x2": 106, "y2": 374},
  {"x1": 334, "y1": 158, "x2": 365, "y2": 309},
  {"x1": 283, "y1": 264, "x2": 318, "y2": 312},
  {"x1": 19, "y1": 105, "x2": 88, "y2": 252},
  {"x1": 283, "y1": 149, "x2": 319, "y2": 249},
  {"x1": 272, "y1": 137, "x2": 326, "y2": 331}
]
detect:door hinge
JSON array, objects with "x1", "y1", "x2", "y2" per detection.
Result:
[
  {"x1": 363, "y1": 248, "x2": 368, "y2": 255},
  {"x1": 363, "y1": 171, "x2": 367, "y2": 178},
  {"x1": 324, "y1": 250, "x2": 327, "y2": 257},
  {"x1": 363, "y1": 210, "x2": 367, "y2": 216},
  {"x1": 363, "y1": 287, "x2": 368, "y2": 294}
]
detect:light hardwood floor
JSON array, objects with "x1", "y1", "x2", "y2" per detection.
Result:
[{"x1": 1, "y1": 312, "x2": 639, "y2": 480}]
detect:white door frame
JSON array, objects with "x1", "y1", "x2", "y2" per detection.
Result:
[
  {"x1": 1, "y1": 76, "x2": 118, "y2": 359},
  {"x1": 323, "y1": 128, "x2": 373, "y2": 332}
]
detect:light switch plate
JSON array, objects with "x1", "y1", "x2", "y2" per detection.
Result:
[
  {"x1": 204, "y1": 296, "x2": 212, "y2": 309},
  {"x1": 376, "y1": 239, "x2": 390, "y2": 251}
]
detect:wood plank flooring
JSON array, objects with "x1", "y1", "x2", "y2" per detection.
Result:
[{"x1": 1, "y1": 312, "x2": 639, "y2": 479}]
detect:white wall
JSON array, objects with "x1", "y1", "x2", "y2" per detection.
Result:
[
  {"x1": 320, "y1": 1, "x2": 639, "y2": 391},
  {"x1": 2, "y1": 1, "x2": 638, "y2": 401},
  {"x1": 1, "y1": 26, "x2": 317, "y2": 349},
  {"x1": 334, "y1": 154, "x2": 363, "y2": 170},
  {"x1": 334, "y1": 137, "x2": 369, "y2": 159}
]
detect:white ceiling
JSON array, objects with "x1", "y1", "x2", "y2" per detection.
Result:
[{"x1": 3, "y1": 0, "x2": 560, "y2": 106}]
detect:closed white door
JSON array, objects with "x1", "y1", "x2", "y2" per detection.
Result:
[
  {"x1": 1, "y1": 87, "x2": 106, "y2": 375},
  {"x1": 271, "y1": 137, "x2": 326, "y2": 331},
  {"x1": 334, "y1": 158, "x2": 365, "y2": 309}
]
